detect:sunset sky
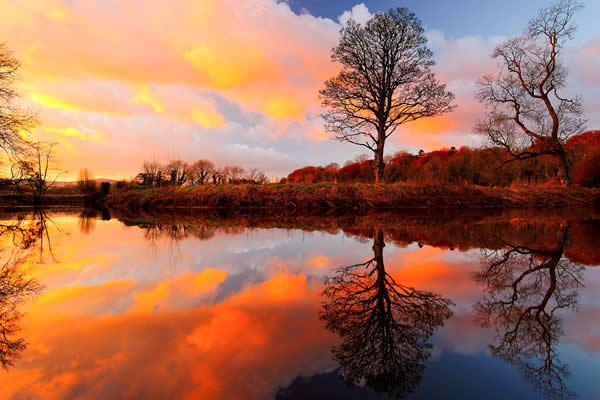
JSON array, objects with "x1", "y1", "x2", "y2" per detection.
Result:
[{"x1": 3, "y1": 0, "x2": 600, "y2": 180}]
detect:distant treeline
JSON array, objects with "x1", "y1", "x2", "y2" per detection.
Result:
[
  {"x1": 134, "y1": 159, "x2": 268, "y2": 188},
  {"x1": 284, "y1": 131, "x2": 600, "y2": 187}
]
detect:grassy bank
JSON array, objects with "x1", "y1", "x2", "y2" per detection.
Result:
[
  {"x1": 0, "y1": 193, "x2": 86, "y2": 207},
  {"x1": 107, "y1": 183, "x2": 600, "y2": 211}
]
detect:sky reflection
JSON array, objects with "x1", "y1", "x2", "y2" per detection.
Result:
[{"x1": 0, "y1": 210, "x2": 599, "y2": 399}]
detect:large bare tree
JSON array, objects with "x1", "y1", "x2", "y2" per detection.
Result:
[
  {"x1": 0, "y1": 43, "x2": 37, "y2": 162},
  {"x1": 476, "y1": 0, "x2": 585, "y2": 186},
  {"x1": 320, "y1": 8, "x2": 455, "y2": 183}
]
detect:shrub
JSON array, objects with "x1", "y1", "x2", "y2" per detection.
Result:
[{"x1": 573, "y1": 148, "x2": 600, "y2": 187}]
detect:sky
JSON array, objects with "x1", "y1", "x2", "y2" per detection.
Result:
[{"x1": 2, "y1": 0, "x2": 600, "y2": 180}]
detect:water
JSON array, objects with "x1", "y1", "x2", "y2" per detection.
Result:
[{"x1": 1, "y1": 208, "x2": 599, "y2": 400}]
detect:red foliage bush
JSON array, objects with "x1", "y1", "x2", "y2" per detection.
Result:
[
  {"x1": 287, "y1": 166, "x2": 322, "y2": 183},
  {"x1": 286, "y1": 130, "x2": 600, "y2": 186},
  {"x1": 566, "y1": 130, "x2": 600, "y2": 148},
  {"x1": 573, "y1": 147, "x2": 600, "y2": 187}
]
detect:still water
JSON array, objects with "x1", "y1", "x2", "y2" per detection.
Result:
[{"x1": 1, "y1": 208, "x2": 599, "y2": 400}]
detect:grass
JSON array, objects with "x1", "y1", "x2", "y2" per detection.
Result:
[{"x1": 107, "y1": 183, "x2": 600, "y2": 211}]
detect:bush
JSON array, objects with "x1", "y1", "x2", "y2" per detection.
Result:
[
  {"x1": 573, "y1": 148, "x2": 600, "y2": 187},
  {"x1": 115, "y1": 180, "x2": 130, "y2": 191}
]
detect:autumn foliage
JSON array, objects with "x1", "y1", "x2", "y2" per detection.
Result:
[{"x1": 286, "y1": 131, "x2": 600, "y2": 187}]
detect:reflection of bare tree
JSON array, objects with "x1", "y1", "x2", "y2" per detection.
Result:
[
  {"x1": 1, "y1": 209, "x2": 55, "y2": 264},
  {"x1": 0, "y1": 263, "x2": 41, "y2": 368},
  {"x1": 78, "y1": 209, "x2": 97, "y2": 235},
  {"x1": 77, "y1": 208, "x2": 111, "y2": 235},
  {"x1": 321, "y1": 230, "x2": 453, "y2": 398},
  {"x1": 474, "y1": 230, "x2": 583, "y2": 400},
  {"x1": 0, "y1": 211, "x2": 45, "y2": 368}
]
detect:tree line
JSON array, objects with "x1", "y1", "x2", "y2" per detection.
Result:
[
  {"x1": 0, "y1": 0, "x2": 596, "y2": 194},
  {"x1": 285, "y1": 130, "x2": 600, "y2": 187},
  {"x1": 134, "y1": 159, "x2": 269, "y2": 188}
]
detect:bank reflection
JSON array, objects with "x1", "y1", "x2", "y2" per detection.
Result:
[
  {"x1": 475, "y1": 227, "x2": 583, "y2": 400},
  {"x1": 320, "y1": 229, "x2": 454, "y2": 398}
]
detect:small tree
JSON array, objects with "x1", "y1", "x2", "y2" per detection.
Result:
[
  {"x1": 246, "y1": 168, "x2": 268, "y2": 184},
  {"x1": 164, "y1": 159, "x2": 188, "y2": 186},
  {"x1": 77, "y1": 168, "x2": 97, "y2": 195},
  {"x1": 320, "y1": 9, "x2": 455, "y2": 183},
  {"x1": 25, "y1": 142, "x2": 61, "y2": 205},
  {"x1": 138, "y1": 161, "x2": 163, "y2": 187},
  {"x1": 476, "y1": 0, "x2": 585, "y2": 186},
  {"x1": 189, "y1": 160, "x2": 214, "y2": 185}
]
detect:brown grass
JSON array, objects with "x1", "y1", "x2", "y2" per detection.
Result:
[{"x1": 107, "y1": 183, "x2": 600, "y2": 211}]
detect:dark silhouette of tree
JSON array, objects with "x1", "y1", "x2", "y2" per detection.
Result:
[
  {"x1": 246, "y1": 168, "x2": 268, "y2": 184},
  {"x1": 164, "y1": 159, "x2": 189, "y2": 186},
  {"x1": 0, "y1": 43, "x2": 37, "y2": 161},
  {"x1": 474, "y1": 229, "x2": 583, "y2": 400},
  {"x1": 24, "y1": 142, "x2": 62, "y2": 205},
  {"x1": 476, "y1": 0, "x2": 585, "y2": 186},
  {"x1": 189, "y1": 160, "x2": 214, "y2": 185},
  {"x1": 321, "y1": 229, "x2": 453, "y2": 398},
  {"x1": 137, "y1": 160, "x2": 163, "y2": 187},
  {"x1": 320, "y1": 8, "x2": 455, "y2": 183},
  {"x1": 77, "y1": 168, "x2": 97, "y2": 195}
]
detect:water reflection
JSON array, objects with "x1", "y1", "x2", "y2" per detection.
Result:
[
  {"x1": 0, "y1": 211, "x2": 45, "y2": 368},
  {"x1": 320, "y1": 229, "x2": 454, "y2": 398},
  {"x1": 78, "y1": 207, "x2": 111, "y2": 235},
  {"x1": 474, "y1": 228, "x2": 583, "y2": 400},
  {"x1": 0, "y1": 209, "x2": 598, "y2": 399}
]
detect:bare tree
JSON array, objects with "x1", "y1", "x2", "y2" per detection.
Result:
[
  {"x1": 136, "y1": 160, "x2": 163, "y2": 187},
  {"x1": 246, "y1": 168, "x2": 268, "y2": 184},
  {"x1": 0, "y1": 43, "x2": 37, "y2": 162},
  {"x1": 164, "y1": 159, "x2": 189, "y2": 186},
  {"x1": 77, "y1": 168, "x2": 97, "y2": 195},
  {"x1": 227, "y1": 165, "x2": 245, "y2": 184},
  {"x1": 476, "y1": 0, "x2": 585, "y2": 186},
  {"x1": 320, "y1": 9, "x2": 455, "y2": 183},
  {"x1": 212, "y1": 168, "x2": 225, "y2": 185},
  {"x1": 25, "y1": 142, "x2": 61, "y2": 205},
  {"x1": 189, "y1": 160, "x2": 214, "y2": 185}
]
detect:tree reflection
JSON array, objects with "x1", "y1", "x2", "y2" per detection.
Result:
[
  {"x1": 474, "y1": 230, "x2": 583, "y2": 400},
  {"x1": 78, "y1": 207, "x2": 111, "y2": 235},
  {"x1": 320, "y1": 229, "x2": 453, "y2": 398},
  {"x1": 0, "y1": 211, "x2": 45, "y2": 368}
]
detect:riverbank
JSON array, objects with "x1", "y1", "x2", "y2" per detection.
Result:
[
  {"x1": 106, "y1": 183, "x2": 600, "y2": 211},
  {"x1": 0, "y1": 193, "x2": 86, "y2": 207}
]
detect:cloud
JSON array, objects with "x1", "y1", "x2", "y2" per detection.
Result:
[
  {"x1": 0, "y1": 0, "x2": 598, "y2": 179},
  {"x1": 338, "y1": 3, "x2": 373, "y2": 26}
]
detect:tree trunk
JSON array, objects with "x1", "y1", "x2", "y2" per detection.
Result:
[
  {"x1": 374, "y1": 137, "x2": 386, "y2": 184},
  {"x1": 558, "y1": 150, "x2": 571, "y2": 187}
]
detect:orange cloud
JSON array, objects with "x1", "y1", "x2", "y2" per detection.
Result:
[{"x1": 4, "y1": 272, "x2": 333, "y2": 400}]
